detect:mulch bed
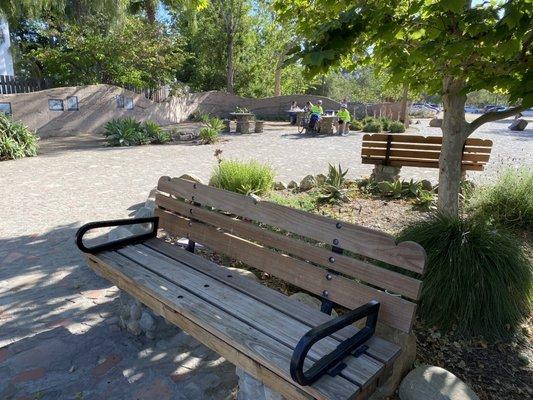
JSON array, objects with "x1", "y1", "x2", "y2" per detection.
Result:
[{"x1": 166, "y1": 190, "x2": 532, "y2": 400}]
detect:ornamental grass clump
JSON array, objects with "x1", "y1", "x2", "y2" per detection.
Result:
[
  {"x1": 0, "y1": 114, "x2": 38, "y2": 161},
  {"x1": 210, "y1": 159, "x2": 275, "y2": 196},
  {"x1": 388, "y1": 120, "x2": 406, "y2": 133},
  {"x1": 104, "y1": 117, "x2": 148, "y2": 146},
  {"x1": 398, "y1": 213, "x2": 532, "y2": 340},
  {"x1": 362, "y1": 120, "x2": 382, "y2": 133},
  {"x1": 467, "y1": 168, "x2": 532, "y2": 230}
]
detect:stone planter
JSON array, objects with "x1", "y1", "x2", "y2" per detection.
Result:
[
  {"x1": 254, "y1": 120, "x2": 265, "y2": 133},
  {"x1": 237, "y1": 121, "x2": 252, "y2": 134},
  {"x1": 371, "y1": 164, "x2": 402, "y2": 182},
  {"x1": 223, "y1": 119, "x2": 231, "y2": 133}
]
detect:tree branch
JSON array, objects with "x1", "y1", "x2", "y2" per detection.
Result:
[{"x1": 468, "y1": 104, "x2": 528, "y2": 133}]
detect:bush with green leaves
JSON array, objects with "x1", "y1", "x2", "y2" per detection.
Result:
[
  {"x1": 349, "y1": 120, "x2": 362, "y2": 131},
  {"x1": 210, "y1": 159, "x2": 275, "y2": 195},
  {"x1": 0, "y1": 114, "x2": 38, "y2": 161},
  {"x1": 144, "y1": 121, "x2": 171, "y2": 144},
  {"x1": 268, "y1": 192, "x2": 317, "y2": 212},
  {"x1": 378, "y1": 117, "x2": 392, "y2": 131},
  {"x1": 388, "y1": 120, "x2": 406, "y2": 133},
  {"x1": 199, "y1": 127, "x2": 220, "y2": 144},
  {"x1": 398, "y1": 213, "x2": 532, "y2": 340},
  {"x1": 467, "y1": 169, "x2": 532, "y2": 230},
  {"x1": 374, "y1": 178, "x2": 435, "y2": 208},
  {"x1": 317, "y1": 164, "x2": 349, "y2": 204},
  {"x1": 362, "y1": 120, "x2": 382, "y2": 133},
  {"x1": 104, "y1": 117, "x2": 148, "y2": 146}
]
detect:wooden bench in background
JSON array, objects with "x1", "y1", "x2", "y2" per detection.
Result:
[
  {"x1": 361, "y1": 134, "x2": 493, "y2": 171},
  {"x1": 76, "y1": 177, "x2": 427, "y2": 400}
]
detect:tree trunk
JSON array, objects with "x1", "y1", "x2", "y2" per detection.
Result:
[
  {"x1": 145, "y1": 0, "x2": 156, "y2": 24},
  {"x1": 437, "y1": 78, "x2": 469, "y2": 216},
  {"x1": 274, "y1": 67, "x2": 282, "y2": 96},
  {"x1": 399, "y1": 84, "x2": 409, "y2": 126},
  {"x1": 226, "y1": 36, "x2": 235, "y2": 94}
]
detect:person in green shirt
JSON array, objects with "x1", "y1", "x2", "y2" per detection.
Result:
[
  {"x1": 308, "y1": 99, "x2": 323, "y2": 133},
  {"x1": 310, "y1": 99, "x2": 324, "y2": 116},
  {"x1": 337, "y1": 104, "x2": 351, "y2": 136}
]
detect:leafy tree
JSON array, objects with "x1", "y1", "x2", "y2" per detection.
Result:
[
  {"x1": 275, "y1": 0, "x2": 532, "y2": 215},
  {"x1": 17, "y1": 16, "x2": 185, "y2": 88}
]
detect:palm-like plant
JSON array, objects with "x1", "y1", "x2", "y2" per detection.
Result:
[{"x1": 317, "y1": 163, "x2": 349, "y2": 203}]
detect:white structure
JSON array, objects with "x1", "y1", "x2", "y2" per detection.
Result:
[{"x1": 0, "y1": 17, "x2": 14, "y2": 76}]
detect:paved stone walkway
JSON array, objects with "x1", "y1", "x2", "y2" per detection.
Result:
[{"x1": 0, "y1": 119, "x2": 531, "y2": 399}]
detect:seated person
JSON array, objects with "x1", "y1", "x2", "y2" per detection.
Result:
[
  {"x1": 289, "y1": 101, "x2": 299, "y2": 125},
  {"x1": 308, "y1": 100, "x2": 323, "y2": 131},
  {"x1": 337, "y1": 104, "x2": 351, "y2": 136}
]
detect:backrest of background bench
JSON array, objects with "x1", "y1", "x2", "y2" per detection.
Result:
[
  {"x1": 361, "y1": 134, "x2": 493, "y2": 170},
  {"x1": 156, "y1": 176, "x2": 426, "y2": 333}
]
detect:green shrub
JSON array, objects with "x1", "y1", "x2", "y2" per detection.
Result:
[
  {"x1": 104, "y1": 117, "x2": 148, "y2": 146},
  {"x1": 362, "y1": 121, "x2": 382, "y2": 133},
  {"x1": 268, "y1": 192, "x2": 317, "y2": 212},
  {"x1": 467, "y1": 169, "x2": 533, "y2": 230},
  {"x1": 398, "y1": 213, "x2": 532, "y2": 340},
  {"x1": 379, "y1": 117, "x2": 392, "y2": 131},
  {"x1": 211, "y1": 159, "x2": 275, "y2": 195},
  {"x1": 362, "y1": 116, "x2": 376, "y2": 124},
  {"x1": 388, "y1": 121, "x2": 406, "y2": 133},
  {"x1": 199, "y1": 127, "x2": 220, "y2": 144},
  {"x1": 144, "y1": 121, "x2": 171, "y2": 144},
  {"x1": 350, "y1": 120, "x2": 363, "y2": 131},
  {"x1": 0, "y1": 114, "x2": 38, "y2": 161}
]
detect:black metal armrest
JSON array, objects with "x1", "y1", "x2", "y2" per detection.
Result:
[
  {"x1": 75, "y1": 217, "x2": 159, "y2": 254},
  {"x1": 290, "y1": 300, "x2": 380, "y2": 386}
]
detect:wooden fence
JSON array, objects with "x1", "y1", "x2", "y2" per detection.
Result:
[
  {"x1": 0, "y1": 75, "x2": 51, "y2": 94},
  {"x1": 0, "y1": 75, "x2": 168, "y2": 103}
]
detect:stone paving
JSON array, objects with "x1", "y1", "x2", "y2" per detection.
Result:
[{"x1": 0, "y1": 119, "x2": 532, "y2": 400}]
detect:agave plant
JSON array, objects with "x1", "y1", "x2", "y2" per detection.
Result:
[
  {"x1": 144, "y1": 121, "x2": 170, "y2": 144},
  {"x1": 0, "y1": 114, "x2": 38, "y2": 161},
  {"x1": 317, "y1": 164, "x2": 349, "y2": 203},
  {"x1": 104, "y1": 117, "x2": 147, "y2": 146}
]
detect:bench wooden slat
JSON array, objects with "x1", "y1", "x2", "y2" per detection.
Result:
[
  {"x1": 155, "y1": 208, "x2": 417, "y2": 333},
  {"x1": 144, "y1": 238, "x2": 401, "y2": 367},
  {"x1": 157, "y1": 177, "x2": 426, "y2": 274},
  {"x1": 362, "y1": 142, "x2": 492, "y2": 153},
  {"x1": 361, "y1": 158, "x2": 485, "y2": 171},
  {"x1": 362, "y1": 134, "x2": 493, "y2": 147},
  {"x1": 361, "y1": 148, "x2": 490, "y2": 163},
  {"x1": 155, "y1": 193, "x2": 422, "y2": 300},
  {"x1": 118, "y1": 244, "x2": 385, "y2": 388},
  {"x1": 88, "y1": 252, "x2": 360, "y2": 400}
]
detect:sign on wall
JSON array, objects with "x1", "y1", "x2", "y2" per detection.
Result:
[
  {"x1": 0, "y1": 102, "x2": 11, "y2": 115},
  {"x1": 48, "y1": 99, "x2": 64, "y2": 111}
]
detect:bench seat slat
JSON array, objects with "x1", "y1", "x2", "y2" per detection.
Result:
[
  {"x1": 362, "y1": 142, "x2": 492, "y2": 154},
  {"x1": 361, "y1": 134, "x2": 493, "y2": 147},
  {"x1": 361, "y1": 158, "x2": 485, "y2": 171},
  {"x1": 361, "y1": 148, "x2": 490, "y2": 163},
  {"x1": 88, "y1": 251, "x2": 360, "y2": 400},
  {"x1": 118, "y1": 244, "x2": 384, "y2": 388},
  {"x1": 155, "y1": 208, "x2": 418, "y2": 333},
  {"x1": 155, "y1": 194, "x2": 422, "y2": 300},
  {"x1": 144, "y1": 238, "x2": 401, "y2": 366},
  {"x1": 158, "y1": 177, "x2": 426, "y2": 274}
]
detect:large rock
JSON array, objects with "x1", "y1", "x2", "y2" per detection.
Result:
[
  {"x1": 371, "y1": 165, "x2": 402, "y2": 182},
  {"x1": 287, "y1": 180, "x2": 298, "y2": 189},
  {"x1": 274, "y1": 181, "x2": 286, "y2": 190},
  {"x1": 178, "y1": 173, "x2": 204, "y2": 184},
  {"x1": 508, "y1": 118, "x2": 528, "y2": 131},
  {"x1": 236, "y1": 368, "x2": 285, "y2": 400},
  {"x1": 289, "y1": 292, "x2": 338, "y2": 317},
  {"x1": 315, "y1": 173, "x2": 327, "y2": 186},
  {"x1": 299, "y1": 175, "x2": 316, "y2": 191},
  {"x1": 369, "y1": 322, "x2": 417, "y2": 398},
  {"x1": 429, "y1": 118, "x2": 443, "y2": 127},
  {"x1": 129, "y1": 206, "x2": 155, "y2": 235},
  {"x1": 226, "y1": 267, "x2": 259, "y2": 282},
  {"x1": 108, "y1": 227, "x2": 132, "y2": 241},
  {"x1": 399, "y1": 366, "x2": 479, "y2": 400}
]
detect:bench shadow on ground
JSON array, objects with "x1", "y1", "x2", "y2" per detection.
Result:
[{"x1": 0, "y1": 226, "x2": 237, "y2": 400}]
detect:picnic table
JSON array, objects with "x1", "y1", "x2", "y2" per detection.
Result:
[
  {"x1": 229, "y1": 112, "x2": 255, "y2": 133},
  {"x1": 319, "y1": 115, "x2": 339, "y2": 134}
]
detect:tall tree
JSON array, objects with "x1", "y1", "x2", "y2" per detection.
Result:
[{"x1": 276, "y1": 0, "x2": 532, "y2": 216}]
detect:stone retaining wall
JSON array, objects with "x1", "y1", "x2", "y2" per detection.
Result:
[{"x1": 0, "y1": 84, "x2": 407, "y2": 138}]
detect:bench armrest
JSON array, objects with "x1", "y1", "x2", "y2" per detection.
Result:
[
  {"x1": 290, "y1": 300, "x2": 380, "y2": 386},
  {"x1": 76, "y1": 217, "x2": 159, "y2": 254}
]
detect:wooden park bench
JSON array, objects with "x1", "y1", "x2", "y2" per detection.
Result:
[
  {"x1": 361, "y1": 134, "x2": 493, "y2": 171},
  {"x1": 76, "y1": 177, "x2": 427, "y2": 400}
]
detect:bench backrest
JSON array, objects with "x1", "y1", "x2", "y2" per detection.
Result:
[
  {"x1": 362, "y1": 134, "x2": 493, "y2": 171},
  {"x1": 155, "y1": 177, "x2": 426, "y2": 333}
]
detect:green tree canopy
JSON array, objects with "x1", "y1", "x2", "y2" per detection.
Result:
[{"x1": 275, "y1": 0, "x2": 532, "y2": 215}]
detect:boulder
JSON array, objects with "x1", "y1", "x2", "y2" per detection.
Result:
[
  {"x1": 429, "y1": 118, "x2": 443, "y2": 127},
  {"x1": 315, "y1": 174, "x2": 327, "y2": 186},
  {"x1": 289, "y1": 292, "x2": 338, "y2": 317},
  {"x1": 274, "y1": 181, "x2": 287, "y2": 190},
  {"x1": 420, "y1": 180, "x2": 433, "y2": 191},
  {"x1": 144, "y1": 187, "x2": 158, "y2": 211},
  {"x1": 299, "y1": 175, "x2": 316, "y2": 191},
  {"x1": 371, "y1": 165, "x2": 402, "y2": 182},
  {"x1": 139, "y1": 311, "x2": 156, "y2": 332},
  {"x1": 399, "y1": 365, "x2": 479, "y2": 400},
  {"x1": 108, "y1": 227, "x2": 132, "y2": 241},
  {"x1": 287, "y1": 180, "x2": 298, "y2": 189},
  {"x1": 236, "y1": 367, "x2": 285, "y2": 400},
  {"x1": 368, "y1": 322, "x2": 417, "y2": 398},
  {"x1": 508, "y1": 118, "x2": 528, "y2": 131},
  {"x1": 178, "y1": 173, "x2": 204, "y2": 184},
  {"x1": 226, "y1": 267, "x2": 259, "y2": 282},
  {"x1": 129, "y1": 206, "x2": 155, "y2": 235},
  {"x1": 126, "y1": 320, "x2": 142, "y2": 336}
]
